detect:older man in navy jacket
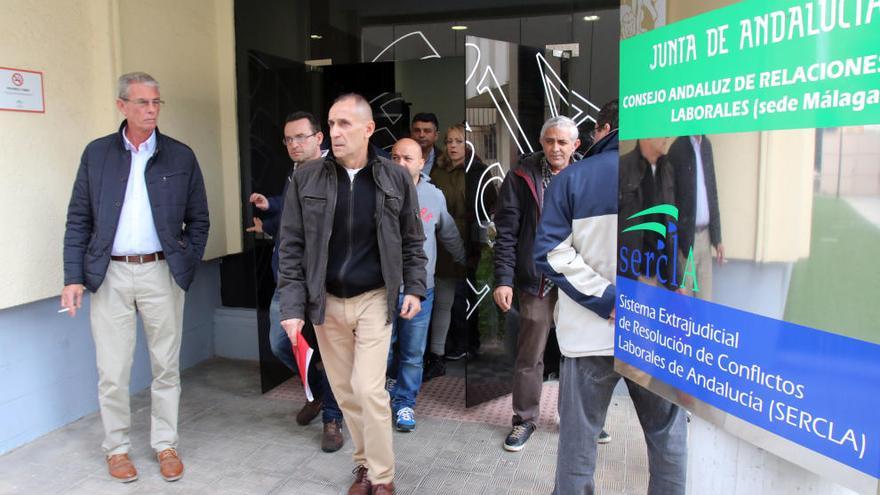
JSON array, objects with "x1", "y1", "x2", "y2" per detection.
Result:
[{"x1": 61, "y1": 72, "x2": 209, "y2": 484}]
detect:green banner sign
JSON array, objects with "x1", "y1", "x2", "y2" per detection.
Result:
[{"x1": 619, "y1": 0, "x2": 880, "y2": 140}]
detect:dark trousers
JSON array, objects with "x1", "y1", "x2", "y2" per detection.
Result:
[
  {"x1": 269, "y1": 293, "x2": 343, "y2": 423},
  {"x1": 447, "y1": 274, "x2": 480, "y2": 354},
  {"x1": 511, "y1": 289, "x2": 557, "y2": 423},
  {"x1": 553, "y1": 356, "x2": 687, "y2": 494}
]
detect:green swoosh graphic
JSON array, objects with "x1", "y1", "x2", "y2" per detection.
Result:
[
  {"x1": 626, "y1": 204, "x2": 679, "y2": 221},
  {"x1": 621, "y1": 222, "x2": 667, "y2": 238}
]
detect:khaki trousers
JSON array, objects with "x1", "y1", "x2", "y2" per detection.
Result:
[
  {"x1": 680, "y1": 229, "x2": 714, "y2": 300},
  {"x1": 315, "y1": 288, "x2": 394, "y2": 484},
  {"x1": 90, "y1": 259, "x2": 185, "y2": 455},
  {"x1": 692, "y1": 229, "x2": 714, "y2": 300}
]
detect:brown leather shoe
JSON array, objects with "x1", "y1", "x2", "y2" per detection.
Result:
[
  {"x1": 296, "y1": 399, "x2": 323, "y2": 425},
  {"x1": 372, "y1": 482, "x2": 396, "y2": 495},
  {"x1": 156, "y1": 448, "x2": 184, "y2": 482},
  {"x1": 322, "y1": 420, "x2": 345, "y2": 452},
  {"x1": 106, "y1": 453, "x2": 137, "y2": 483},
  {"x1": 347, "y1": 465, "x2": 370, "y2": 495}
]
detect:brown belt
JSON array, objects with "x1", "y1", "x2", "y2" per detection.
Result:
[{"x1": 110, "y1": 252, "x2": 165, "y2": 263}]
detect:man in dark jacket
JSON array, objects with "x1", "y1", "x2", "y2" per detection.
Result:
[
  {"x1": 667, "y1": 135, "x2": 724, "y2": 300},
  {"x1": 277, "y1": 93, "x2": 427, "y2": 495},
  {"x1": 247, "y1": 111, "x2": 344, "y2": 452},
  {"x1": 618, "y1": 137, "x2": 682, "y2": 291},
  {"x1": 410, "y1": 112, "x2": 440, "y2": 176},
  {"x1": 61, "y1": 72, "x2": 209, "y2": 483},
  {"x1": 493, "y1": 116, "x2": 584, "y2": 452}
]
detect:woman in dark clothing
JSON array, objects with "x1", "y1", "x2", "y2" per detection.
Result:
[{"x1": 425, "y1": 123, "x2": 497, "y2": 378}]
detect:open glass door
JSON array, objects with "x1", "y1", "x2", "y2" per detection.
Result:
[{"x1": 463, "y1": 35, "x2": 605, "y2": 407}]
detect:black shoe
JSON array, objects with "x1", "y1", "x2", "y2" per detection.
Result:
[
  {"x1": 598, "y1": 429, "x2": 612, "y2": 444},
  {"x1": 444, "y1": 350, "x2": 467, "y2": 361},
  {"x1": 423, "y1": 353, "x2": 446, "y2": 382},
  {"x1": 503, "y1": 421, "x2": 536, "y2": 452}
]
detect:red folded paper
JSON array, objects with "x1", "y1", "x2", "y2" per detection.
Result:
[{"x1": 293, "y1": 332, "x2": 315, "y2": 402}]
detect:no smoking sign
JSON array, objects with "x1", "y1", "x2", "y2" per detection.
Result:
[{"x1": 1, "y1": 67, "x2": 45, "y2": 112}]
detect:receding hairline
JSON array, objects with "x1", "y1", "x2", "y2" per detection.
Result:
[
  {"x1": 392, "y1": 138, "x2": 424, "y2": 159},
  {"x1": 331, "y1": 93, "x2": 373, "y2": 122}
]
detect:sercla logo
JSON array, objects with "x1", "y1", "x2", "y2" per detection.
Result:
[{"x1": 619, "y1": 203, "x2": 699, "y2": 291}]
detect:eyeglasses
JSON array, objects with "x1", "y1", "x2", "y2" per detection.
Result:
[
  {"x1": 121, "y1": 98, "x2": 165, "y2": 108},
  {"x1": 282, "y1": 132, "x2": 319, "y2": 145}
]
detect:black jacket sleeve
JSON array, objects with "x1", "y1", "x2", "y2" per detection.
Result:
[
  {"x1": 261, "y1": 195, "x2": 284, "y2": 238},
  {"x1": 703, "y1": 139, "x2": 723, "y2": 247},
  {"x1": 492, "y1": 172, "x2": 521, "y2": 287},
  {"x1": 183, "y1": 154, "x2": 210, "y2": 260},
  {"x1": 63, "y1": 149, "x2": 93, "y2": 286},
  {"x1": 276, "y1": 176, "x2": 308, "y2": 321},
  {"x1": 400, "y1": 176, "x2": 428, "y2": 299}
]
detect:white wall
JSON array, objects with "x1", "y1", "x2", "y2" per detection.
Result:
[{"x1": 0, "y1": 0, "x2": 242, "y2": 310}]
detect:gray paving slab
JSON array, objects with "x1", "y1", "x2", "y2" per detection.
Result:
[{"x1": 0, "y1": 358, "x2": 651, "y2": 495}]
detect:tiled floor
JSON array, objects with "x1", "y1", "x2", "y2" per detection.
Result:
[
  {"x1": 267, "y1": 370, "x2": 562, "y2": 430},
  {"x1": 0, "y1": 358, "x2": 649, "y2": 495}
]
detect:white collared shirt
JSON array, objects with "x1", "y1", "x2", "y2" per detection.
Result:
[
  {"x1": 690, "y1": 135, "x2": 710, "y2": 228},
  {"x1": 423, "y1": 148, "x2": 436, "y2": 176},
  {"x1": 111, "y1": 128, "x2": 163, "y2": 256}
]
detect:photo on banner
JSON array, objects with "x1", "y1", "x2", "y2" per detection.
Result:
[{"x1": 616, "y1": 0, "x2": 880, "y2": 491}]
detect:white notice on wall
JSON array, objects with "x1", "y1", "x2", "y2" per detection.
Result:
[{"x1": 0, "y1": 67, "x2": 45, "y2": 113}]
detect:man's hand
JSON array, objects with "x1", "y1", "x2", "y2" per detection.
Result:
[
  {"x1": 249, "y1": 193, "x2": 269, "y2": 211},
  {"x1": 60, "y1": 284, "x2": 85, "y2": 317},
  {"x1": 493, "y1": 286, "x2": 513, "y2": 312},
  {"x1": 608, "y1": 308, "x2": 616, "y2": 324},
  {"x1": 281, "y1": 318, "x2": 305, "y2": 346},
  {"x1": 715, "y1": 243, "x2": 725, "y2": 264},
  {"x1": 245, "y1": 216, "x2": 263, "y2": 234},
  {"x1": 399, "y1": 295, "x2": 422, "y2": 320}
]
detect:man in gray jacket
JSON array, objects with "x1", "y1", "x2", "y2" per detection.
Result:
[
  {"x1": 386, "y1": 138, "x2": 466, "y2": 432},
  {"x1": 277, "y1": 94, "x2": 427, "y2": 495}
]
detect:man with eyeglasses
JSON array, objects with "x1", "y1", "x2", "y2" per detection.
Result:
[
  {"x1": 246, "y1": 111, "x2": 345, "y2": 453},
  {"x1": 61, "y1": 72, "x2": 209, "y2": 483}
]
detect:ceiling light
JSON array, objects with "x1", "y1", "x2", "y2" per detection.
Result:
[
  {"x1": 451, "y1": 25, "x2": 468, "y2": 31},
  {"x1": 310, "y1": 34, "x2": 323, "y2": 40},
  {"x1": 583, "y1": 15, "x2": 600, "y2": 21}
]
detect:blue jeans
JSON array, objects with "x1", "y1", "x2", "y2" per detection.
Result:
[
  {"x1": 387, "y1": 288, "x2": 434, "y2": 411},
  {"x1": 553, "y1": 356, "x2": 687, "y2": 495},
  {"x1": 269, "y1": 294, "x2": 342, "y2": 423}
]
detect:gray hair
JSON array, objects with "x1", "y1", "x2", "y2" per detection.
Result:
[
  {"x1": 117, "y1": 72, "x2": 159, "y2": 99},
  {"x1": 540, "y1": 116, "x2": 579, "y2": 141}
]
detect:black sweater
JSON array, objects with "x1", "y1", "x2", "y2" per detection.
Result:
[{"x1": 325, "y1": 163, "x2": 385, "y2": 298}]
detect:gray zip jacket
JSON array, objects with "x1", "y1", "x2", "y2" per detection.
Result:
[{"x1": 276, "y1": 152, "x2": 427, "y2": 325}]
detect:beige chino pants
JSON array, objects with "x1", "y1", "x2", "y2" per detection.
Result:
[
  {"x1": 315, "y1": 288, "x2": 394, "y2": 484},
  {"x1": 89, "y1": 259, "x2": 185, "y2": 456},
  {"x1": 679, "y1": 229, "x2": 714, "y2": 301}
]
